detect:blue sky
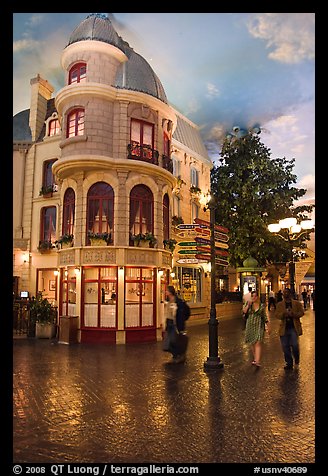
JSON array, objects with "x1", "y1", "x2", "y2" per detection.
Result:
[{"x1": 13, "y1": 12, "x2": 315, "y2": 202}]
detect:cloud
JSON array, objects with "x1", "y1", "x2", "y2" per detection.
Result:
[
  {"x1": 25, "y1": 14, "x2": 44, "y2": 28},
  {"x1": 247, "y1": 13, "x2": 315, "y2": 64},
  {"x1": 206, "y1": 82, "x2": 220, "y2": 99},
  {"x1": 13, "y1": 38, "x2": 41, "y2": 53},
  {"x1": 297, "y1": 174, "x2": 315, "y2": 197}
]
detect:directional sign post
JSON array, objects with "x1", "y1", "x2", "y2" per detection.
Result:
[{"x1": 203, "y1": 198, "x2": 224, "y2": 371}]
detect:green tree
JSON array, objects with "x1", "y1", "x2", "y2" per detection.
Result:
[{"x1": 211, "y1": 131, "x2": 314, "y2": 267}]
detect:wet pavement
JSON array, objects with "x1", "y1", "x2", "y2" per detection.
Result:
[{"x1": 13, "y1": 307, "x2": 315, "y2": 464}]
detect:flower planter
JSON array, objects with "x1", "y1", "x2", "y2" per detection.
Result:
[
  {"x1": 39, "y1": 248, "x2": 52, "y2": 254},
  {"x1": 62, "y1": 242, "x2": 73, "y2": 249},
  {"x1": 139, "y1": 240, "x2": 150, "y2": 248},
  {"x1": 90, "y1": 238, "x2": 107, "y2": 247},
  {"x1": 35, "y1": 322, "x2": 56, "y2": 339}
]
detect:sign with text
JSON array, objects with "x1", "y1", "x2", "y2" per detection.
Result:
[
  {"x1": 176, "y1": 258, "x2": 208, "y2": 264},
  {"x1": 194, "y1": 218, "x2": 229, "y2": 234},
  {"x1": 195, "y1": 254, "x2": 229, "y2": 266},
  {"x1": 195, "y1": 237, "x2": 229, "y2": 250},
  {"x1": 176, "y1": 224, "x2": 207, "y2": 230},
  {"x1": 177, "y1": 241, "x2": 197, "y2": 247},
  {"x1": 178, "y1": 249, "x2": 197, "y2": 255},
  {"x1": 195, "y1": 228, "x2": 229, "y2": 243},
  {"x1": 196, "y1": 247, "x2": 229, "y2": 257}
]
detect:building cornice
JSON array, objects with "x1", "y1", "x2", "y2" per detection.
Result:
[
  {"x1": 61, "y1": 40, "x2": 128, "y2": 69},
  {"x1": 55, "y1": 82, "x2": 176, "y2": 125},
  {"x1": 52, "y1": 154, "x2": 177, "y2": 187}
]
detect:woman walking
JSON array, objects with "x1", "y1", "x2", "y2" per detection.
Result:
[{"x1": 242, "y1": 290, "x2": 270, "y2": 367}]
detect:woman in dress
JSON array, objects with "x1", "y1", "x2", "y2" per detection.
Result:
[{"x1": 243, "y1": 290, "x2": 270, "y2": 367}]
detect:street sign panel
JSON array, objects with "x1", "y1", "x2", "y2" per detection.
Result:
[
  {"x1": 215, "y1": 258, "x2": 229, "y2": 266},
  {"x1": 195, "y1": 228, "x2": 229, "y2": 242},
  {"x1": 176, "y1": 224, "x2": 207, "y2": 230},
  {"x1": 196, "y1": 247, "x2": 229, "y2": 257},
  {"x1": 178, "y1": 249, "x2": 197, "y2": 254},
  {"x1": 176, "y1": 258, "x2": 199, "y2": 264},
  {"x1": 195, "y1": 254, "x2": 210, "y2": 261},
  {"x1": 194, "y1": 218, "x2": 229, "y2": 234},
  {"x1": 177, "y1": 241, "x2": 197, "y2": 247},
  {"x1": 195, "y1": 237, "x2": 229, "y2": 249},
  {"x1": 176, "y1": 258, "x2": 208, "y2": 264}
]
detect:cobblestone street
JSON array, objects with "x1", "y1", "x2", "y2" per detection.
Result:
[{"x1": 13, "y1": 308, "x2": 315, "y2": 464}]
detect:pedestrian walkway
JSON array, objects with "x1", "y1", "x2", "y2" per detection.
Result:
[{"x1": 13, "y1": 308, "x2": 315, "y2": 464}]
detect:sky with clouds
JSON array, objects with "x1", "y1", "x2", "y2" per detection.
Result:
[{"x1": 13, "y1": 12, "x2": 315, "y2": 202}]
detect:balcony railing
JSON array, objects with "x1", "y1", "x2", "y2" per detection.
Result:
[
  {"x1": 127, "y1": 143, "x2": 159, "y2": 166},
  {"x1": 162, "y1": 154, "x2": 173, "y2": 173}
]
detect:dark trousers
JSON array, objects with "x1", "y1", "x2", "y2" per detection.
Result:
[{"x1": 280, "y1": 327, "x2": 300, "y2": 366}]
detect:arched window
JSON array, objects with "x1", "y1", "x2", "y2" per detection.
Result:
[
  {"x1": 68, "y1": 62, "x2": 87, "y2": 85},
  {"x1": 87, "y1": 182, "x2": 114, "y2": 244},
  {"x1": 129, "y1": 185, "x2": 154, "y2": 239},
  {"x1": 62, "y1": 188, "x2": 75, "y2": 236},
  {"x1": 40, "y1": 206, "x2": 56, "y2": 242},
  {"x1": 163, "y1": 193, "x2": 170, "y2": 241},
  {"x1": 67, "y1": 108, "x2": 85, "y2": 138}
]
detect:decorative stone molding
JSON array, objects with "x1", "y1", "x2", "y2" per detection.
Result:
[
  {"x1": 83, "y1": 249, "x2": 116, "y2": 264},
  {"x1": 59, "y1": 249, "x2": 75, "y2": 265},
  {"x1": 127, "y1": 249, "x2": 157, "y2": 266},
  {"x1": 161, "y1": 252, "x2": 172, "y2": 267}
]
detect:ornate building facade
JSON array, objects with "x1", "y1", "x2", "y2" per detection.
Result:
[{"x1": 13, "y1": 14, "x2": 214, "y2": 343}]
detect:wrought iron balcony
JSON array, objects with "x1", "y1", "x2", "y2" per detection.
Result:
[
  {"x1": 127, "y1": 143, "x2": 159, "y2": 166},
  {"x1": 162, "y1": 154, "x2": 173, "y2": 173}
]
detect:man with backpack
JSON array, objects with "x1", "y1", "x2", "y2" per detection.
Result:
[{"x1": 163, "y1": 285, "x2": 190, "y2": 363}]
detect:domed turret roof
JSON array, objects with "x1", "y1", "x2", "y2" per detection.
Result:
[
  {"x1": 67, "y1": 13, "x2": 129, "y2": 54},
  {"x1": 114, "y1": 50, "x2": 168, "y2": 104},
  {"x1": 66, "y1": 13, "x2": 168, "y2": 104}
]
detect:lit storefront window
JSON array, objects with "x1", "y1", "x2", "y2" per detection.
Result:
[
  {"x1": 125, "y1": 267, "x2": 155, "y2": 328},
  {"x1": 172, "y1": 267, "x2": 202, "y2": 304},
  {"x1": 82, "y1": 266, "x2": 117, "y2": 328}
]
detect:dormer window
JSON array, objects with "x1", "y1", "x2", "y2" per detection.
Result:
[
  {"x1": 68, "y1": 62, "x2": 86, "y2": 85},
  {"x1": 48, "y1": 119, "x2": 60, "y2": 137},
  {"x1": 67, "y1": 109, "x2": 85, "y2": 138}
]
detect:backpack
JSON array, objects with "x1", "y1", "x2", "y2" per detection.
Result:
[{"x1": 181, "y1": 299, "x2": 191, "y2": 320}]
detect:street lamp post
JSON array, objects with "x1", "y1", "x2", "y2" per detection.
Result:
[
  {"x1": 268, "y1": 218, "x2": 314, "y2": 299},
  {"x1": 203, "y1": 194, "x2": 224, "y2": 370}
]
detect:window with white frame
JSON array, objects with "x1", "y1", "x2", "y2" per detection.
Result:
[
  {"x1": 190, "y1": 167, "x2": 199, "y2": 187},
  {"x1": 191, "y1": 202, "x2": 199, "y2": 223},
  {"x1": 173, "y1": 195, "x2": 181, "y2": 217},
  {"x1": 172, "y1": 157, "x2": 181, "y2": 177}
]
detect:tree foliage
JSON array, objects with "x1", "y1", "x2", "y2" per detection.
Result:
[{"x1": 211, "y1": 132, "x2": 314, "y2": 267}]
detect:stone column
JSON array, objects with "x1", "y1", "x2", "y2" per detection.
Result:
[
  {"x1": 115, "y1": 170, "x2": 130, "y2": 246},
  {"x1": 74, "y1": 172, "x2": 85, "y2": 247}
]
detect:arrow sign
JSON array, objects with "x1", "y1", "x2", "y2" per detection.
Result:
[
  {"x1": 195, "y1": 254, "x2": 210, "y2": 261},
  {"x1": 215, "y1": 258, "x2": 229, "y2": 266},
  {"x1": 194, "y1": 218, "x2": 229, "y2": 234},
  {"x1": 176, "y1": 258, "x2": 199, "y2": 264},
  {"x1": 178, "y1": 249, "x2": 197, "y2": 254},
  {"x1": 196, "y1": 247, "x2": 229, "y2": 257},
  {"x1": 176, "y1": 224, "x2": 207, "y2": 230},
  {"x1": 177, "y1": 241, "x2": 197, "y2": 247},
  {"x1": 195, "y1": 228, "x2": 229, "y2": 242},
  {"x1": 195, "y1": 237, "x2": 229, "y2": 249}
]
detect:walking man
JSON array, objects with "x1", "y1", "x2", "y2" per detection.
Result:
[{"x1": 275, "y1": 288, "x2": 304, "y2": 370}]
